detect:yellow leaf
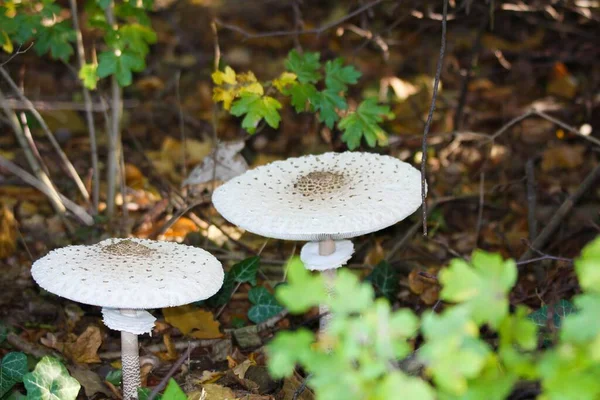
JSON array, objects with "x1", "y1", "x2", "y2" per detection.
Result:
[
  {"x1": 237, "y1": 71, "x2": 257, "y2": 83},
  {"x1": 212, "y1": 66, "x2": 237, "y2": 85},
  {"x1": 213, "y1": 87, "x2": 237, "y2": 110},
  {"x1": 163, "y1": 304, "x2": 223, "y2": 339},
  {"x1": 273, "y1": 72, "x2": 297, "y2": 92},
  {"x1": 238, "y1": 82, "x2": 264, "y2": 96},
  {"x1": 1, "y1": 31, "x2": 13, "y2": 54}
]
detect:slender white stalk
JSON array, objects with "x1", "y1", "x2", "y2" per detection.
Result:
[
  {"x1": 120, "y1": 309, "x2": 140, "y2": 400},
  {"x1": 318, "y1": 238, "x2": 336, "y2": 334}
]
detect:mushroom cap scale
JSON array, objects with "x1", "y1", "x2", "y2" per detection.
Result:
[
  {"x1": 31, "y1": 238, "x2": 224, "y2": 309},
  {"x1": 212, "y1": 152, "x2": 424, "y2": 241}
]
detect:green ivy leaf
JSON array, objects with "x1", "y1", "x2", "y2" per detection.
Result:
[
  {"x1": 205, "y1": 270, "x2": 236, "y2": 307},
  {"x1": 365, "y1": 261, "x2": 398, "y2": 300},
  {"x1": 230, "y1": 256, "x2": 260, "y2": 286},
  {"x1": 276, "y1": 256, "x2": 327, "y2": 313},
  {"x1": 338, "y1": 98, "x2": 391, "y2": 150},
  {"x1": 267, "y1": 329, "x2": 315, "y2": 378},
  {"x1": 230, "y1": 94, "x2": 282, "y2": 133},
  {"x1": 97, "y1": 49, "x2": 145, "y2": 87},
  {"x1": 104, "y1": 369, "x2": 122, "y2": 386},
  {"x1": 324, "y1": 58, "x2": 361, "y2": 92},
  {"x1": 0, "y1": 323, "x2": 7, "y2": 344},
  {"x1": 439, "y1": 250, "x2": 517, "y2": 329},
  {"x1": 0, "y1": 352, "x2": 28, "y2": 398},
  {"x1": 313, "y1": 89, "x2": 347, "y2": 129},
  {"x1": 575, "y1": 237, "x2": 600, "y2": 294},
  {"x1": 23, "y1": 356, "x2": 80, "y2": 400},
  {"x1": 162, "y1": 378, "x2": 186, "y2": 400},
  {"x1": 528, "y1": 299, "x2": 576, "y2": 330},
  {"x1": 285, "y1": 50, "x2": 321, "y2": 84},
  {"x1": 78, "y1": 63, "x2": 99, "y2": 90},
  {"x1": 248, "y1": 286, "x2": 284, "y2": 324}
]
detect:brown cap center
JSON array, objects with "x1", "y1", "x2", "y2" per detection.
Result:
[
  {"x1": 294, "y1": 171, "x2": 346, "y2": 196},
  {"x1": 102, "y1": 239, "x2": 156, "y2": 257}
]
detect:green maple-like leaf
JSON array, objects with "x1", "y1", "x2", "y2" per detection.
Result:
[
  {"x1": 328, "y1": 269, "x2": 374, "y2": 315},
  {"x1": 313, "y1": 89, "x2": 347, "y2": 128},
  {"x1": 78, "y1": 63, "x2": 99, "y2": 90},
  {"x1": 284, "y1": 82, "x2": 318, "y2": 113},
  {"x1": 575, "y1": 237, "x2": 600, "y2": 294},
  {"x1": 230, "y1": 256, "x2": 260, "y2": 286},
  {"x1": 285, "y1": 50, "x2": 322, "y2": 84},
  {"x1": 561, "y1": 294, "x2": 600, "y2": 344},
  {"x1": 97, "y1": 49, "x2": 145, "y2": 87},
  {"x1": 33, "y1": 21, "x2": 76, "y2": 61},
  {"x1": 0, "y1": 352, "x2": 28, "y2": 398},
  {"x1": 23, "y1": 356, "x2": 80, "y2": 400},
  {"x1": 267, "y1": 329, "x2": 315, "y2": 378},
  {"x1": 374, "y1": 371, "x2": 435, "y2": 400},
  {"x1": 231, "y1": 93, "x2": 282, "y2": 133},
  {"x1": 324, "y1": 58, "x2": 361, "y2": 92},
  {"x1": 276, "y1": 256, "x2": 327, "y2": 313},
  {"x1": 365, "y1": 261, "x2": 398, "y2": 300},
  {"x1": 119, "y1": 23, "x2": 157, "y2": 56},
  {"x1": 439, "y1": 250, "x2": 517, "y2": 329},
  {"x1": 247, "y1": 286, "x2": 284, "y2": 324},
  {"x1": 338, "y1": 98, "x2": 391, "y2": 150}
]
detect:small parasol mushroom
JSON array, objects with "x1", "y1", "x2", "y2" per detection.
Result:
[{"x1": 31, "y1": 238, "x2": 224, "y2": 400}]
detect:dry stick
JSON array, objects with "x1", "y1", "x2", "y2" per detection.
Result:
[
  {"x1": 18, "y1": 111, "x2": 52, "y2": 177},
  {"x1": 420, "y1": 0, "x2": 448, "y2": 236},
  {"x1": 1, "y1": 98, "x2": 139, "y2": 111},
  {"x1": 0, "y1": 156, "x2": 94, "y2": 225},
  {"x1": 146, "y1": 344, "x2": 194, "y2": 400},
  {"x1": 0, "y1": 43, "x2": 33, "y2": 68},
  {"x1": 519, "y1": 163, "x2": 600, "y2": 262},
  {"x1": 104, "y1": 3, "x2": 123, "y2": 222},
  {"x1": 0, "y1": 89, "x2": 66, "y2": 217},
  {"x1": 0, "y1": 66, "x2": 90, "y2": 204},
  {"x1": 69, "y1": 0, "x2": 100, "y2": 214},
  {"x1": 474, "y1": 172, "x2": 485, "y2": 247},
  {"x1": 99, "y1": 339, "x2": 223, "y2": 359},
  {"x1": 215, "y1": 0, "x2": 384, "y2": 39}
]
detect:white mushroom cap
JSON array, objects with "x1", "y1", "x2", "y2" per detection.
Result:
[
  {"x1": 31, "y1": 238, "x2": 224, "y2": 310},
  {"x1": 300, "y1": 240, "x2": 354, "y2": 271},
  {"x1": 212, "y1": 152, "x2": 424, "y2": 241},
  {"x1": 102, "y1": 308, "x2": 156, "y2": 335}
]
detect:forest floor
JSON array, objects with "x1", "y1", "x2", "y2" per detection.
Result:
[{"x1": 0, "y1": 0, "x2": 599, "y2": 399}]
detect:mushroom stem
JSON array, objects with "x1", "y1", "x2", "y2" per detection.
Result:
[
  {"x1": 320, "y1": 268, "x2": 336, "y2": 334},
  {"x1": 318, "y1": 238, "x2": 336, "y2": 256},
  {"x1": 120, "y1": 309, "x2": 141, "y2": 400}
]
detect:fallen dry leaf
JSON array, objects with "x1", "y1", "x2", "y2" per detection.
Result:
[
  {"x1": 64, "y1": 326, "x2": 103, "y2": 363},
  {"x1": 200, "y1": 383, "x2": 237, "y2": 400},
  {"x1": 0, "y1": 203, "x2": 17, "y2": 258},
  {"x1": 163, "y1": 304, "x2": 223, "y2": 339},
  {"x1": 541, "y1": 144, "x2": 585, "y2": 172}
]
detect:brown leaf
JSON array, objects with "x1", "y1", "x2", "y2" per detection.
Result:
[
  {"x1": 541, "y1": 145, "x2": 585, "y2": 171},
  {"x1": 0, "y1": 203, "x2": 17, "y2": 258},
  {"x1": 64, "y1": 326, "x2": 103, "y2": 363},
  {"x1": 163, "y1": 305, "x2": 223, "y2": 339}
]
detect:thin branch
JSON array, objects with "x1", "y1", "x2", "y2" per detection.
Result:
[
  {"x1": 214, "y1": 0, "x2": 384, "y2": 40},
  {"x1": 420, "y1": 0, "x2": 448, "y2": 236},
  {"x1": 0, "y1": 43, "x2": 33, "y2": 68},
  {"x1": 0, "y1": 66, "x2": 91, "y2": 203},
  {"x1": 147, "y1": 344, "x2": 194, "y2": 400}
]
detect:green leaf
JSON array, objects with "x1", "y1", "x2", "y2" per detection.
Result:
[
  {"x1": 276, "y1": 256, "x2": 327, "y2": 313},
  {"x1": 284, "y1": 82, "x2": 318, "y2": 113},
  {"x1": 528, "y1": 299, "x2": 576, "y2": 329},
  {"x1": 439, "y1": 250, "x2": 517, "y2": 328},
  {"x1": 4, "y1": 391, "x2": 26, "y2": 400},
  {"x1": 267, "y1": 329, "x2": 315, "y2": 378},
  {"x1": 285, "y1": 50, "x2": 321, "y2": 84},
  {"x1": 365, "y1": 261, "x2": 398, "y2": 300},
  {"x1": 1, "y1": 352, "x2": 28, "y2": 398},
  {"x1": 500, "y1": 307, "x2": 538, "y2": 351},
  {"x1": 97, "y1": 0, "x2": 112, "y2": 10},
  {"x1": 324, "y1": 58, "x2": 361, "y2": 92},
  {"x1": 138, "y1": 387, "x2": 162, "y2": 400},
  {"x1": 374, "y1": 371, "x2": 435, "y2": 400},
  {"x1": 97, "y1": 49, "x2": 145, "y2": 87},
  {"x1": 119, "y1": 23, "x2": 157, "y2": 56},
  {"x1": 248, "y1": 286, "x2": 284, "y2": 324},
  {"x1": 0, "y1": 323, "x2": 6, "y2": 344},
  {"x1": 230, "y1": 94, "x2": 282, "y2": 133},
  {"x1": 338, "y1": 98, "x2": 391, "y2": 150},
  {"x1": 576, "y1": 237, "x2": 600, "y2": 294},
  {"x1": 561, "y1": 294, "x2": 600, "y2": 344},
  {"x1": 78, "y1": 63, "x2": 99, "y2": 90},
  {"x1": 230, "y1": 256, "x2": 260, "y2": 286},
  {"x1": 23, "y1": 356, "x2": 80, "y2": 400},
  {"x1": 328, "y1": 269, "x2": 374, "y2": 315},
  {"x1": 162, "y1": 378, "x2": 186, "y2": 400},
  {"x1": 313, "y1": 89, "x2": 347, "y2": 129},
  {"x1": 33, "y1": 21, "x2": 75, "y2": 61},
  {"x1": 104, "y1": 369, "x2": 122, "y2": 386}
]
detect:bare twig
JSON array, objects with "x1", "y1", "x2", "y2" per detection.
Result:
[
  {"x1": 215, "y1": 0, "x2": 384, "y2": 40},
  {"x1": 147, "y1": 344, "x2": 194, "y2": 400},
  {"x1": 420, "y1": 0, "x2": 448, "y2": 236},
  {"x1": 0, "y1": 156, "x2": 94, "y2": 225},
  {"x1": 520, "y1": 163, "x2": 600, "y2": 261},
  {"x1": 69, "y1": 0, "x2": 99, "y2": 214},
  {"x1": 0, "y1": 43, "x2": 34, "y2": 67},
  {"x1": 0, "y1": 66, "x2": 90, "y2": 203}
]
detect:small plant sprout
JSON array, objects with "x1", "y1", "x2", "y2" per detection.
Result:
[
  {"x1": 212, "y1": 152, "x2": 422, "y2": 331},
  {"x1": 31, "y1": 238, "x2": 224, "y2": 400}
]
